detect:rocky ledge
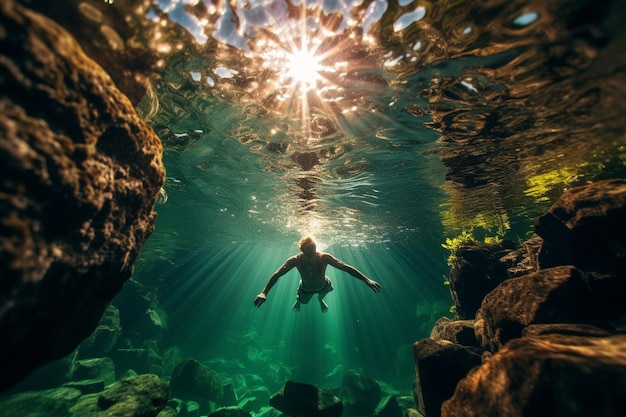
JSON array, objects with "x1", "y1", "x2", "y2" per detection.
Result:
[
  {"x1": 414, "y1": 178, "x2": 626, "y2": 417},
  {"x1": 0, "y1": 0, "x2": 165, "y2": 391}
]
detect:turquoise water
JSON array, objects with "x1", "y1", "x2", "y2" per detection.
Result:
[
  {"x1": 10, "y1": 0, "x2": 626, "y2": 401},
  {"x1": 119, "y1": 0, "x2": 626, "y2": 395}
]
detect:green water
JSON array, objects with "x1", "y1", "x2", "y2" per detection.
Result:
[
  {"x1": 119, "y1": 0, "x2": 626, "y2": 394},
  {"x1": 12, "y1": 0, "x2": 626, "y2": 400}
]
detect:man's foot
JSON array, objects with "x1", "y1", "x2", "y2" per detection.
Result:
[
  {"x1": 319, "y1": 299, "x2": 329, "y2": 313},
  {"x1": 292, "y1": 301, "x2": 301, "y2": 312}
]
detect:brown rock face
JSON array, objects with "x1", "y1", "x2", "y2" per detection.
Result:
[
  {"x1": 442, "y1": 334, "x2": 626, "y2": 417},
  {"x1": 474, "y1": 265, "x2": 614, "y2": 352},
  {"x1": 0, "y1": 0, "x2": 164, "y2": 391},
  {"x1": 412, "y1": 339, "x2": 482, "y2": 417},
  {"x1": 534, "y1": 178, "x2": 626, "y2": 274}
]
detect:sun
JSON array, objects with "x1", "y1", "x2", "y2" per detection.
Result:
[{"x1": 286, "y1": 46, "x2": 323, "y2": 93}]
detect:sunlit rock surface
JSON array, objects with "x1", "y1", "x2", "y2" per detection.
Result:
[
  {"x1": 441, "y1": 334, "x2": 626, "y2": 417},
  {"x1": 474, "y1": 265, "x2": 613, "y2": 352},
  {"x1": 416, "y1": 179, "x2": 626, "y2": 417},
  {"x1": 0, "y1": 0, "x2": 165, "y2": 391}
]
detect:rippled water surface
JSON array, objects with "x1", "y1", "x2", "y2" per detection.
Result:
[{"x1": 24, "y1": 0, "x2": 626, "y2": 391}]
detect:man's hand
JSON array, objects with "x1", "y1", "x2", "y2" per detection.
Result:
[
  {"x1": 254, "y1": 293, "x2": 267, "y2": 308},
  {"x1": 366, "y1": 279, "x2": 382, "y2": 293}
]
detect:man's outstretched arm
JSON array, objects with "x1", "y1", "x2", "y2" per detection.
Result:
[
  {"x1": 325, "y1": 255, "x2": 382, "y2": 292},
  {"x1": 254, "y1": 257, "x2": 297, "y2": 308}
]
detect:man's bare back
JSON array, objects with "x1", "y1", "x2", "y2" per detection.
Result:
[{"x1": 253, "y1": 237, "x2": 382, "y2": 312}]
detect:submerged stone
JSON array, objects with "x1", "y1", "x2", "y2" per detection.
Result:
[
  {"x1": 97, "y1": 374, "x2": 169, "y2": 417},
  {"x1": 412, "y1": 339, "x2": 482, "y2": 417},
  {"x1": 269, "y1": 381, "x2": 343, "y2": 417},
  {"x1": 209, "y1": 406, "x2": 252, "y2": 417},
  {"x1": 340, "y1": 372, "x2": 381, "y2": 415},
  {"x1": 0, "y1": 0, "x2": 165, "y2": 391},
  {"x1": 474, "y1": 265, "x2": 614, "y2": 352},
  {"x1": 534, "y1": 178, "x2": 626, "y2": 275},
  {"x1": 170, "y1": 359, "x2": 224, "y2": 405},
  {"x1": 442, "y1": 334, "x2": 626, "y2": 417},
  {"x1": 447, "y1": 240, "x2": 516, "y2": 319},
  {"x1": 62, "y1": 379, "x2": 105, "y2": 395},
  {"x1": 374, "y1": 395, "x2": 403, "y2": 417},
  {"x1": 69, "y1": 357, "x2": 116, "y2": 386},
  {"x1": 0, "y1": 387, "x2": 82, "y2": 417}
]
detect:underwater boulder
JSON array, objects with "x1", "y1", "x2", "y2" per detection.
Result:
[
  {"x1": 430, "y1": 317, "x2": 480, "y2": 348},
  {"x1": 76, "y1": 305, "x2": 122, "y2": 359},
  {"x1": 534, "y1": 178, "x2": 626, "y2": 275},
  {"x1": 238, "y1": 386, "x2": 271, "y2": 412},
  {"x1": 448, "y1": 240, "x2": 516, "y2": 319},
  {"x1": 69, "y1": 357, "x2": 116, "y2": 386},
  {"x1": 474, "y1": 265, "x2": 613, "y2": 352},
  {"x1": 269, "y1": 381, "x2": 343, "y2": 417},
  {"x1": 209, "y1": 406, "x2": 252, "y2": 417},
  {"x1": 170, "y1": 359, "x2": 224, "y2": 406},
  {"x1": 340, "y1": 372, "x2": 381, "y2": 415},
  {"x1": 412, "y1": 338, "x2": 482, "y2": 417},
  {"x1": 374, "y1": 395, "x2": 403, "y2": 417},
  {"x1": 441, "y1": 334, "x2": 626, "y2": 417},
  {"x1": 62, "y1": 378, "x2": 105, "y2": 395},
  {"x1": 0, "y1": 387, "x2": 82, "y2": 417},
  {"x1": 0, "y1": 0, "x2": 165, "y2": 391},
  {"x1": 96, "y1": 374, "x2": 169, "y2": 417}
]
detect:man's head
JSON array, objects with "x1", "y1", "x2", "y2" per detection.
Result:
[{"x1": 298, "y1": 237, "x2": 316, "y2": 255}]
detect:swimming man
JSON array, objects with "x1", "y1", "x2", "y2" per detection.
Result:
[{"x1": 253, "y1": 237, "x2": 382, "y2": 312}]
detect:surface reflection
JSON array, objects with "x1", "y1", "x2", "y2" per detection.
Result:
[{"x1": 21, "y1": 0, "x2": 626, "y2": 245}]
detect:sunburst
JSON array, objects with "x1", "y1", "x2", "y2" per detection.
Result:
[{"x1": 285, "y1": 45, "x2": 323, "y2": 93}]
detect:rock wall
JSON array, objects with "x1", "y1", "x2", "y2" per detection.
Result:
[
  {"x1": 414, "y1": 179, "x2": 626, "y2": 417},
  {"x1": 0, "y1": 0, "x2": 165, "y2": 391}
]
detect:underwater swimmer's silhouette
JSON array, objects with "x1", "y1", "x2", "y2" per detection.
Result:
[{"x1": 254, "y1": 237, "x2": 382, "y2": 312}]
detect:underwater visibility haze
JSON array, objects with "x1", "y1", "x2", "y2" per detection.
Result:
[{"x1": 14, "y1": 0, "x2": 626, "y2": 397}]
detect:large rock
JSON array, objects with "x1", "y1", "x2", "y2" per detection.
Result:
[
  {"x1": 170, "y1": 359, "x2": 224, "y2": 406},
  {"x1": 97, "y1": 374, "x2": 170, "y2": 417},
  {"x1": 69, "y1": 357, "x2": 116, "y2": 386},
  {"x1": 269, "y1": 381, "x2": 343, "y2": 417},
  {"x1": 474, "y1": 265, "x2": 614, "y2": 352},
  {"x1": 430, "y1": 317, "x2": 480, "y2": 348},
  {"x1": 533, "y1": 178, "x2": 626, "y2": 275},
  {"x1": 374, "y1": 395, "x2": 403, "y2": 417},
  {"x1": 0, "y1": 0, "x2": 164, "y2": 391},
  {"x1": 0, "y1": 387, "x2": 82, "y2": 417},
  {"x1": 412, "y1": 339, "x2": 482, "y2": 417},
  {"x1": 76, "y1": 305, "x2": 122, "y2": 359},
  {"x1": 448, "y1": 240, "x2": 516, "y2": 319},
  {"x1": 441, "y1": 334, "x2": 626, "y2": 417},
  {"x1": 340, "y1": 372, "x2": 381, "y2": 415}
]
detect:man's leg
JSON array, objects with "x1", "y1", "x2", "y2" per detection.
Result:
[
  {"x1": 317, "y1": 280, "x2": 334, "y2": 313},
  {"x1": 294, "y1": 290, "x2": 313, "y2": 312}
]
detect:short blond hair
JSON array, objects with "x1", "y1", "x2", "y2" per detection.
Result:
[{"x1": 298, "y1": 236, "x2": 315, "y2": 251}]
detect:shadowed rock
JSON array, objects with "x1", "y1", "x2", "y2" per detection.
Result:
[
  {"x1": 442, "y1": 334, "x2": 626, "y2": 417},
  {"x1": 534, "y1": 178, "x2": 626, "y2": 274},
  {"x1": 430, "y1": 317, "x2": 480, "y2": 348},
  {"x1": 269, "y1": 381, "x2": 343, "y2": 417},
  {"x1": 0, "y1": 0, "x2": 164, "y2": 391},
  {"x1": 98, "y1": 374, "x2": 169, "y2": 416},
  {"x1": 448, "y1": 240, "x2": 516, "y2": 319},
  {"x1": 170, "y1": 359, "x2": 224, "y2": 407},
  {"x1": 412, "y1": 339, "x2": 482, "y2": 417},
  {"x1": 474, "y1": 265, "x2": 614, "y2": 352}
]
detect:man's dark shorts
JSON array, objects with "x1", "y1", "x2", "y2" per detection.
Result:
[{"x1": 297, "y1": 277, "x2": 333, "y2": 302}]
